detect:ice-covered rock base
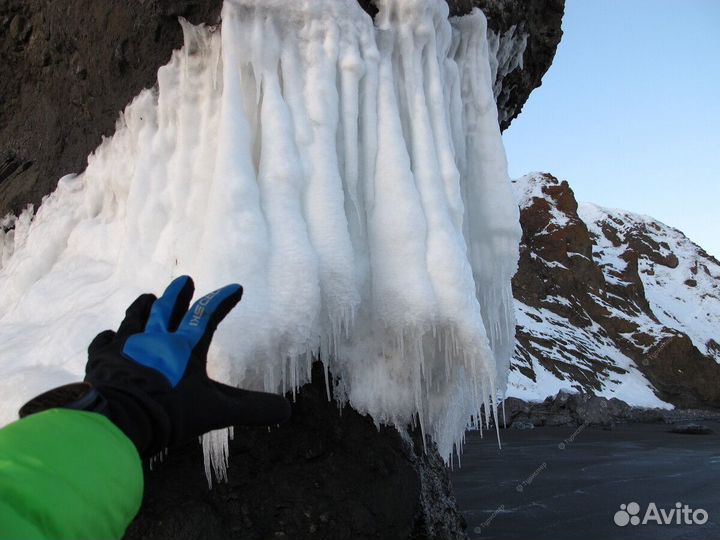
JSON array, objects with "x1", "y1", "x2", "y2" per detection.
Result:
[{"x1": 0, "y1": 0, "x2": 520, "y2": 473}]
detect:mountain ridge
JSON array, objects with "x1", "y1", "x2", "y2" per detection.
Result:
[{"x1": 508, "y1": 172, "x2": 720, "y2": 409}]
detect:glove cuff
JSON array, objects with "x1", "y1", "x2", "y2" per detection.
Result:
[
  {"x1": 85, "y1": 349, "x2": 176, "y2": 456},
  {"x1": 19, "y1": 381, "x2": 171, "y2": 457},
  {"x1": 19, "y1": 382, "x2": 109, "y2": 418},
  {"x1": 93, "y1": 384, "x2": 172, "y2": 457}
]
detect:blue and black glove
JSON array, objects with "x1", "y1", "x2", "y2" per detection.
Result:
[{"x1": 20, "y1": 276, "x2": 291, "y2": 457}]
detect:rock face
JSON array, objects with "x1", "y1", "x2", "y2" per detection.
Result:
[
  {"x1": 504, "y1": 391, "x2": 641, "y2": 429},
  {"x1": 0, "y1": 0, "x2": 224, "y2": 218},
  {"x1": 502, "y1": 390, "x2": 720, "y2": 430},
  {"x1": 0, "y1": 0, "x2": 563, "y2": 218},
  {"x1": 510, "y1": 173, "x2": 720, "y2": 409},
  {"x1": 471, "y1": 0, "x2": 565, "y2": 129},
  {"x1": 124, "y1": 364, "x2": 467, "y2": 540}
]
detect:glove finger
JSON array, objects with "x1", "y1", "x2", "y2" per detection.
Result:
[
  {"x1": 117, "y1": 293, "x2": 157, "y2": 340},
  {"x1": 210, "y1": 381, "x2": 292, "y2": 427},
  {"x1": 146, "y1": 276, "x2": 195, "y2": 333},
  {"x1": 87, "y1": 329, "x2": 116, "y2": 357},
  {"x1": 86, "y1": 330, "x2": 117, "y2": 374},
  {"x1": 178, "y1": 283, "x2": 243, "y2": 356},
  {"x1": 167, "y1": 276, "x2": 195, "y2": 331}
]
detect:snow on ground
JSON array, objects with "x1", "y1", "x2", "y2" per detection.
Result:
[{"x1": 0, "y1": 0, "x2": 521, "y2": 469}]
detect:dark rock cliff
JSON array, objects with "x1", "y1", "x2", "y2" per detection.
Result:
[{"x1": 0, "y1": 0, "x2": 223, "y2": 218}]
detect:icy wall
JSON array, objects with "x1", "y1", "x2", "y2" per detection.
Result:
[
  {"x1": 0, "y1": 0, "x2": 520, "y2": 466},
  {"x1": 487, "y1": 25, "x2": 528, "y2": 106}
]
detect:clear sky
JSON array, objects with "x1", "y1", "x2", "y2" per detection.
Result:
[{"x1": 502, "y1": 0, "x2": 720, "y2": 259}]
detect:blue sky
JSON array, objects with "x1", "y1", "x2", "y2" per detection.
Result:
[{"x1": 502, "y1": 0, "x2": 720, "y2": 259}]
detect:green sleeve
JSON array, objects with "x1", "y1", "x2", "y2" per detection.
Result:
[{"x1": 0, "y1": 409, "x2": 143, "y2": 540}]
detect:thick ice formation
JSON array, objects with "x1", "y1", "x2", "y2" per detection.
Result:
[
  {"x1": 0, "y1": 0, "x2": 520, "y2": 469},
  {"x1": 487, "y1": 25, "x2": 528, "y2": 100}
]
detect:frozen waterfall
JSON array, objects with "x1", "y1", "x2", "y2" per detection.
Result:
[{"x1": 0, "y1": 0, "x2": 521, "y2": 473}]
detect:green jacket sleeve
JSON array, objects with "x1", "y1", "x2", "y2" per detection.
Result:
[{"x1": 0, "y1": 408, "x2": 143, "y2": 540}]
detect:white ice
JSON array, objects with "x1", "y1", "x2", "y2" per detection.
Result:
[
  {"x1": 0, "y1": 0, "x2": 521, "y2": 473},
  {"x1": 487, "y1": 25, "x2": 527, "y2": 97}
]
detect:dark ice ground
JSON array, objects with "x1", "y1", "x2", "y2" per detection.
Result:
[{"x1": 451, "y1": 422, "x2": 720, "y2": 539}]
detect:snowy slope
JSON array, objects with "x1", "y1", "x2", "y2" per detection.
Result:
[
  {"x1": 511, "y1": 301, "x2": 668, "y2": 408},
  {"x1": 579, "y1": 203, "x2": 720, "y2": 363},
  {"x1": 507, "y1": 172, "x2": 720, "y2": 407}
]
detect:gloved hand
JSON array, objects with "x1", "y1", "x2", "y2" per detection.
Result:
[{"x1": 20, "y1": 276, "x2": 291, "y2": 457}]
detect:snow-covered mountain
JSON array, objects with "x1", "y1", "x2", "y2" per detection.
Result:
[{"x1": 508, "y1": 172, "x2": 720, "y2": 408}]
